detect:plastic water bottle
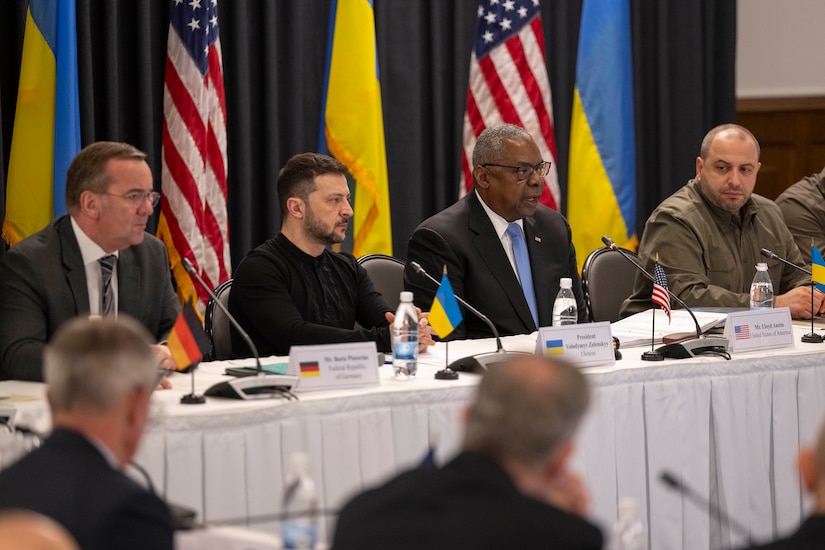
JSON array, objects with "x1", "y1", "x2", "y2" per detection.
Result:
[
  {"x1": 749, "y1": 262, "x2": 774, "y2": 309},
  {"x1": 392, "y1": 291, "x2": 418, "y2": 379},
  {"x1": 611, "y1": 497, "x2": 646, "y2": 550},
  {"x1": 552, "y1": 277, "x2": 578, "y2": 326},
  {"x1": 281, "y1": 452, "x2": 319, "y2": 549}
]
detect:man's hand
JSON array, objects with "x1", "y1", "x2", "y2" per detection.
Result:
[
  {"x1": 152, "y1": 344, "x2": 174, "y2": 390},
  {"x1": 775, "y1": 286, "x2": 825, "y2": 319},
  {"x1": 384, "y1": 308, "x2": 436, "y2": 353}
]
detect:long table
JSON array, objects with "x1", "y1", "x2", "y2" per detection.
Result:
[{"x1": 4, "y1": 329, "x2": 825, "y2": 548}]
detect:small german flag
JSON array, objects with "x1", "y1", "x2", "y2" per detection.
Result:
[
  {"x1": 300, "y1": 361, "x2": 321, "y2": 378},
  {"x1": 167, "y1": 302, "x2": 211, "y2": 372}
]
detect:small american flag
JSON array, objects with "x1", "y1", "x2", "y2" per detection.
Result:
[
  {"x1": 460, "y1": 0, "x2": 560, "y2": 210},
  {"x1": 652, "y1": 260, "x2": 671, "y2": 323},
  {"x1": 158, "y1": 0, "x2": 230, "y2": 313},
  {"x1": 734, "y1": 325, "x2": 751, "y2": 340}
]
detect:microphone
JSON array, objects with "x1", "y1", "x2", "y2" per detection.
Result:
[
  {"x1": 760, "y1": 248, "x2": 812, "y2": 276},
  {"x1": 660, "y1": 471, "x2": 754, "y2": 545},
  {"x1": 182, "y1": 258, "x2": 298, "y2": 399},
  {"x1": 601, "y1": 236, "x2": 729, "y2": 359},
  {"x1": 760, "y1": 248, "x2": 822, "y2": 343},
  {"x1": 409, "y1": 260, "x2": 530, "y2": 373}
]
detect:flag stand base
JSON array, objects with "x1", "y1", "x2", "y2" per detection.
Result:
[
  {"x1": 180, "y1": 393, "x2": 206, "y2": 404},
  {"x1": 801, "y1": 332, "x2": 823, "y2": 344},
  {"x1": 642, "y1": 350, "x2": 664, "y2": 361}
]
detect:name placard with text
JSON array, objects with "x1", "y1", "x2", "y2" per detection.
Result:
[
  {"x1": 534, "y1": 322, "x2": 615, "y2": 368},
  {"x1": 723, "y1": 307, "x2": 795, "y2": 353},
  {"x1": 288, "y1": 342, "x2": 380, "y2": 392}
]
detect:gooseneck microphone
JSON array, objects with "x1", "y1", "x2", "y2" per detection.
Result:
[
  {"x1": 182, "y1": 258, "x2": 298, "y2": 399},
  {"x1": 409, "y1": 261, "x2": 529, "y2": 373},
  {"x1": 760, "y1": 248, "x2": 822, "y2": 343},
  {"x1": 660, "y1": 471, "x2": 754, "y2": 545},
  {"x1": 601, "y1": 236, "x2": 729, "y2": 359}
]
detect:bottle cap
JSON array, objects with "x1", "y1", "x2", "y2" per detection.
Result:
[
  {"x1": 399, "y1": 291, "x2": 414, "y2": 302},
  {"x1": 617, "y1": 497, "x2": 638, "y2": 521},
  {"x1": 560, "y1": 277, "x2": 572, "y2": 289},
  {"x1": 756, "y1": 262, "x2": 768, "y2": 271}
]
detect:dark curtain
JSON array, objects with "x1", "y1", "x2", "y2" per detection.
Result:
[{"x1": 0, "y1": 0, "x2": 736, "y2": 267}]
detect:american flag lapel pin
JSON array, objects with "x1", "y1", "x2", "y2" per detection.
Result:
[{"x1": 534, "y1": 236, "x2": 542, "y2": 243}]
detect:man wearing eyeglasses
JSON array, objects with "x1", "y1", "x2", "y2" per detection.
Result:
[
  {"x1": 405, "y1": 124, "x2": 586, "y2": 339},
  {"x1": 0, "y1": 141, "x2": 180, "y2": 381}
]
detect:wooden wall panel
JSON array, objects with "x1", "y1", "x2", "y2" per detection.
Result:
[{"x1": 737, "y1": 97, "x2": 825, "y2": 200}]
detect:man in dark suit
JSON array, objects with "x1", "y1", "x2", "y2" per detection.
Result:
[
  {"x1": 0, "y1": 142, "x2": 180, "y2": 381},
  {"x1": 405, "y1": 124, "x2": 586, "y2": 339},
  {"x1": 0, "y1": 317, "x2": 174, "y2": 550},
  {"x1": 333, "y1": 354, "x2": 602, "y2": 549},
  {"x1": 737, "y1": 418, "x2": 825, "y2": 549}
]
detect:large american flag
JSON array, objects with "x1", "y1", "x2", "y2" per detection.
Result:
[
  {"x1": 460, "y1": 0, "x2": 560, "y2": 210},
  {"x1": 652, "y1": 260, "x2": 671, "y2": 323},
  {"x1": 158, "y1": 0, "x2": 230, "y2": 313}
]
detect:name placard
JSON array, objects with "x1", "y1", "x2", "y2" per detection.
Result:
[
  {"x1": 534, "y1": 322, "x2": 615, "y2": 368},
  {"x1": 722, "y1": 307, "x2": 795, "y2": 353},
  {"x1": 288, "y1": 342, "x2": 380, "y2": 392}
]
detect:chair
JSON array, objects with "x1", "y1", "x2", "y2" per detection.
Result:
[
  {"x1": 204, "y1": 279, "x2": 233, "y2": 361},
  {"x1": 581, "y1": 247, "x2": 639, "y2": 323},
  {"x1": 357, "y1": 254, "x2": 406, "y2": 311}
]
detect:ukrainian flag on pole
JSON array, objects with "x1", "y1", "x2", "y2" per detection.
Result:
[
  {"x1": 3, "y1": 0, "x2": 81, "y2": 247},
  {"x1": 567, "y1": 0, "x2": 636, "y2": 269},
  {"x1": 319, "y1": 0, "x2": 392, "y2": 257},
  {"x1": 812, "y1": 245, "x2": 825, "y2": 293}
]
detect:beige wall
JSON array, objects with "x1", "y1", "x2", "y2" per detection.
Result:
[{"x1": 736, "y1": 0, "x2": 825, "y2": 98}]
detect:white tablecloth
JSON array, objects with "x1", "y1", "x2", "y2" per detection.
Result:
[{"x1": 4, "y1": 329, "x2": 825, "y2": 549}]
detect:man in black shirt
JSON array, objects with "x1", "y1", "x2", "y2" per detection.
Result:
[{"x1": 229, "y1": 153, "x2": 434, "y2": 357}]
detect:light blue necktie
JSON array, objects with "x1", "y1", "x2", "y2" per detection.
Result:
[{"x1": 506, "y1": 223, "x2": 538, "y2": 327}]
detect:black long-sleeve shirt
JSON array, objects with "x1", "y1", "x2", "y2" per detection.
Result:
[{"x1": 228, "y1": 233, "x2": 392, "y2": 357}]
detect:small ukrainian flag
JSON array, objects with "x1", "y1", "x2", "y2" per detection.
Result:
[
  {"x1": 429, "y1": 270, "x2": 463, "y2": 339},
  {"x1": 812, "y1": 245, "x2": 825, "y2": 293},
  {"x1": 545, "y1": 339, "x2": 565, "y2": 356}
]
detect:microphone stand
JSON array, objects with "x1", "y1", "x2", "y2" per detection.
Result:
[
  {"x1": 602, "y1": 236, "x2": 730, "y2": 359},
  {"x1": 409, "y1": 261, "x2": 530, "y2": 373},
  {"x1": 760, "y1": 248, "x2": 822, "y2": 343},
  {"x1": 182, "y1": 258, "x2": 299, "y2": 399},
  {"x1": 660, "y1": 471, "x2": 754, "y2": 545}
]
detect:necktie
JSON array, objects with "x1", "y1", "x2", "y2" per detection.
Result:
[
  {"x1": 99, "y1": 255, "x2": 117, "y2": 316},
  {"x1": 506, "y1": 223, "x2": 538, "y2": 327}
]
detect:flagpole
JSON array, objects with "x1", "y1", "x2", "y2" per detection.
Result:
[
  {"x1": 803, "y1": 241, "x2": 823, "y2": 343},
  {"x1": 642, "y1": 253, "x2": 664, "y2": 361}
]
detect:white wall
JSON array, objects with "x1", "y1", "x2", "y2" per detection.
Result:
[{"x1": 736, "y1": 0, "x2": 825, "y2": 98}]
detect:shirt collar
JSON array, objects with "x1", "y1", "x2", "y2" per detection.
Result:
[
  {"x1": 70, "y1": 216, "x2": 119, "y2": 266},
  {"x1": 475, "y1": 189, "x2": 523, "y2": 238}
]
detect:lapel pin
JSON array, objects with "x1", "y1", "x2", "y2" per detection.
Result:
[{"x1": 534, "y1": 236, "x2": 542, "y2": 243}]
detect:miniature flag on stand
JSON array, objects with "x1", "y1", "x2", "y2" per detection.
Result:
[
  {"x1": 812, "y1": 245, "x2": 825, "y2": 293},
  {"x1": 167, "y1": 302, "x2": 211, "y2": 372},
  {"x1": 652, "y1": 258, "x2": 671, "y2": 323},
  {"x1": 429, "y1": 270, "x2": 463, "y2": 339}
]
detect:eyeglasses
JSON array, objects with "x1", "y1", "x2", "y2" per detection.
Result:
[
  {"x1": 101, "y1": 191, "x2": 161, "y2": 208},
  {"x1": 482, "y1": 161, "x2": 552, "y2": 181}
]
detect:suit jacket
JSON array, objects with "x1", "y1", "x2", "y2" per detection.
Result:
[
  {"x1": 405, "y1": 192, "x2": 587, "y2": 339},
  {"x1": 0, "y1": 428, "x2": 174, "y2": 550},
  {"x1": 0, "y1": 216, "x2": 180, "y2": 381},
  {"x1": 736, "y1": 516, "x2": 825, "y2": 550},
  {"x1": 333, "y1": 452, "x2": 603, "y2": 550}
]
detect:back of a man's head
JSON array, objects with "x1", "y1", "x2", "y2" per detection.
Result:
[
  {"x1": 463, "y1": 355, "x2": 589, "y2": 469},
  {"x1": 45, "y1": 316, "x2": 158, "y2": 414}
]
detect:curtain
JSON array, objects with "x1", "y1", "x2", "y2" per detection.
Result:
[{"x1": 0, "y1": 0, "x2": 736, "y2": 264}]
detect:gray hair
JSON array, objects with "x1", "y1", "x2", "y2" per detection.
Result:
[
  {"x1": 65, "y1": 142, "x2": 147, "y2": 214},
  {"x1": 45, "y1": 316, "x2": 158, "y2": 413},
  {"x1": 463, "y1": 355, "x2": 590, "y2": 468},
  {"x1": 472, "y1": 124, "x2": 532, "y2": 167},
  {"x1": 699, "y1": 123, "x2": 761, "y2": 160}
]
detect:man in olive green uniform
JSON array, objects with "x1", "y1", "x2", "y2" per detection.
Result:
[
  {"x1": 621, "y1": 124, "x2": 824, "y2": 319},
  {"x1": 776, "y1": 166, "x2": 825, "y2": 264}
]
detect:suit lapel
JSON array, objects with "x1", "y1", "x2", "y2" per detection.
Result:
[
  {"x1": 58, "y1": 218, "x2": 90, "y2": 316},
  {"x1": 117, "y1": 247, "x2": 140, "y2": 318},
  {"x1": 524, "y1": 217, "x2": 550, "y2": 327},
  {"x1": 467, "y1": 193, "x2": 536, "y2": 330}
]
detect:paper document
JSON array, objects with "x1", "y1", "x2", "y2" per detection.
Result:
[{"x1": 611, "y1": 309, "x2": 728, "y2": 348}]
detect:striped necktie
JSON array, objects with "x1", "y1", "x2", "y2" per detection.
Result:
[
  {"x1": 99, "y1": 254, "x2": 117, "y2": 316},
  {"x1": 506, "y1": 223, "x2": 538, "y2": 327}
]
